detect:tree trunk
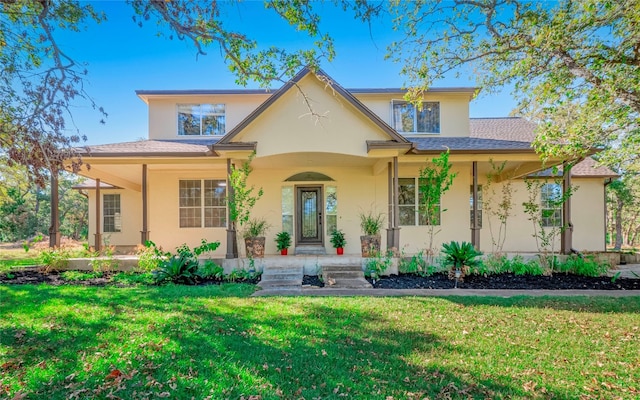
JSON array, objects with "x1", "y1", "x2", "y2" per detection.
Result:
[{"x1": 614, "y1": 197, "x2": 624, "y2": 250}]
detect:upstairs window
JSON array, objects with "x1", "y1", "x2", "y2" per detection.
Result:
[
  {"x1": 177, "y1": 104, "x2": 225, "y2": 136},
  {"x1": 392, "y1": 101, "x2": 440, "y2": 134}
]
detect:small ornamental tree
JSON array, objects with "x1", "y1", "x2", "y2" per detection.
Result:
[
  {"x1": 228, "y1": 152, "x2": 264, "y2": 257},
  {"x1": 483, "y1": 160, "x2": 516, "y2": 254},
  {"x1": 418, "y1": 151, "x2": 457, "y2": 263},
  {"x1": 522, "y1": 168, "x2": 575, "y2": 271}
]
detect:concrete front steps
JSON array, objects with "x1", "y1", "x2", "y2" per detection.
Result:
[
  {"x1": 257, "y1": 265, "x2": 303, "y2": 291},
  {"x1": 322, "y1": 265, "x2": 372, "y2": 289}
]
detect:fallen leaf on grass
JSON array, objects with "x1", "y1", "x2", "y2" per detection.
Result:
[{"x1": 105, "y1": 369, "x2": 123, "y2": 380}]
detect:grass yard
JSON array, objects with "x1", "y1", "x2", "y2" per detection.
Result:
[
  {"x1": 1, "y1": 285, "x2": 639, "y2": 399},
  {"x1": 0, "y1": 248, "x2": 39, "y2": 273}
]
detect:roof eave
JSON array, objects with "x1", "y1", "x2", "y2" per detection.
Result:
[{"x1": 210, "y1": 142, "x2": 257, "y2": 156}]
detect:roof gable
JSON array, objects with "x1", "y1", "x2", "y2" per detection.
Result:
[{"x1": 212, "y1": 68, "x2": 410, "y2": 157}]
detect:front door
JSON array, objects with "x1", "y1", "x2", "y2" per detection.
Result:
[{"x1": 296, "y1": 186, "x2": 323, "y2": 245}]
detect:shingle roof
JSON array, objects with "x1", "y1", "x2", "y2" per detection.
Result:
[
  {"x1": 468, "y1": 117, "x2": 617, "y2": 177},
  {"x1": 81, "y1": 139, "x2": 219, "y2": 157},
  {"x1": 410, "y1": 137, "x2": 533, "y2": 152},
  {"x1": 470, "y1": 117, "x2": 537, "y2": 142}
]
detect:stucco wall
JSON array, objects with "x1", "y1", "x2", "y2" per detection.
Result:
[
  {"x1": 87, "y1": 189, "x2": 142, "y2": 248},
  {"x1": 237, "y1": 75, "x2": 390, "y2": 157},
  {"x1": 85, "y1": 164, "x2": 608, "y2": 255},
  {"x1": 354, "y1": 93, "x2": 471, "y2": 137},
  {"x1": 147, "y1": 94, "x2": 269, "y2": 140}
]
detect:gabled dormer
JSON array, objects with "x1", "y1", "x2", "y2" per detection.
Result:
[{"x1": 350, "y1": 88, "x2": 476, "y2": 137}]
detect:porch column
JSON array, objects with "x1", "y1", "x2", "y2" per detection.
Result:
[
  {"x1": 392, "y1": 156, "x2": 400, "y2": 250},
  {"x1": 48, "y1": 169, "x2": 61, "y2": 248},
  {"x1": 561, "y1": 162, "x2": 573, "y2": 254},
  {"x1": 226, "y1": 159, "x2": 238, "y2": 259},
  {"x1": 471, "y1": 161, "x2": 480, "y2": 250},
  {"x1": 386, "y1": 161, "x2": 395, "y2": 251},
  {"x1": 140, "y1": 164, "x2": 149, "y2": 244},
  {"x1": 94, "y1": 178, "x2": 102, "y2": 252}
]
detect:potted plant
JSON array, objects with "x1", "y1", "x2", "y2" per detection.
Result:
[
  {"x1": 275, "y1": 231, "x2": 292, "y2": 255},
  {"x1": 359, "y1": 210, "x2": 384, "y2": 257},
  {"x1": 243, "y1": 217, "x2": 270, "y2": 258},
  {"x1": 441, "y1": 241, "x2": 482, "y2": 287},
  {"x1": 330, "y1": 229, "x2": 346, "y2": 255}
]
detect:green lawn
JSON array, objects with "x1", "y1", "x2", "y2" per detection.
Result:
[
  {"x1": 0, "y1": 248, "x2": 40, "y2": 273},
  {"x1": 1, "y1": 285, "x2": 639, "y2": 399}
]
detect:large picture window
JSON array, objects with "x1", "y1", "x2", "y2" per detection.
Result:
[
  {"x1": 103, "y1": 194, "x2": 121, "y2": 233},
  {"x1": 179, "y1": 179, "x2": 226, "y2": 228},
  {"x1": 399, "y1": 178, "x2": 441, "y2": 226},
  {"x1": 392, "y1": 101, "x2": 440, "y2": 134},
  {"x1": 541, "y1": 183, "x2": 562, "y2": 227},
  {"x1": 177, "y1": 104, "x2": 225, "y2": 136}
]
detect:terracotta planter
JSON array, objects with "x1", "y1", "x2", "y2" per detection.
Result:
[
  {"x1": 336, "y1": 247, "x2": 344, "y2": 255},
  {"x1": 360, "y1": 235, "x2": 381, "y2": 257},
  {"x1": 280, "y1": 248, "x2": 288, "y2": 256},
  {"x1": 244, "y1": 236, "x2": 266, "y2": 258}
]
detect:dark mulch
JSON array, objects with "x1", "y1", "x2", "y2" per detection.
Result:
[
  {"x1": 0, "y1": 270, "x2": 259, "y2": 286},
  {"x1": 367, "y1": 272, "x2": 640, "y2": 290},
  {"x1": 2, "y1": 270, "x2": 638, "y2": 290},
  {"x1": 303, "y1": 275, "x2": 324, "y2": 287}
]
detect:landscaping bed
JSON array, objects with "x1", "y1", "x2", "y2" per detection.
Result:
[
  {"x1": 368, "y1": 272, "x2": 640, "y2": 290},
  {"x1": 0, "y1": 269, "x2": 259, "y2": 286},
  {"x1": 2, "y1": 269, "x2": 639, "y2": 290},
  {"x1": 303, "y1": 272, "x2": 640, "y2": 290}
]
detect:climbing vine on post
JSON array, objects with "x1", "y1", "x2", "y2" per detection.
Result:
[{"x1": 418, "y1": 150, "x2": 457, "y2": 263}]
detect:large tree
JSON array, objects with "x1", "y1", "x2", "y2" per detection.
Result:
[
  {"x1": 384, "y1": 0, "x2": 640, "y2": 171},
  {"x1": 0, "y1": 0, "x2": 106, "y2": 187},
  {"x1": 3, "y1": 0, "x2": 639, "y2": 184}
]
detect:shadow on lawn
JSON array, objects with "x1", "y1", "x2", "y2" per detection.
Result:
[
  {"x1": 441, "y1": 294, "x2": 640, "y2": 313},
  {"x1": 1, "y1": 285, "x2": 592, "y2": 399}
]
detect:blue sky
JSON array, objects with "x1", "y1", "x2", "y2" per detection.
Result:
[{"x1": 59, "y1": 1, "x2": 516, "y2": 145}]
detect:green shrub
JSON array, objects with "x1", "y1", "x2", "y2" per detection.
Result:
[
  {"x1": 152, "y1": 240, "x2": 221, "y2": 285},
  {"x1": 39, "y1": 248, "x2": 70, "y2": 272},
  {"x1": 137, "y1": 241, "x2": 164, "y2": 272},
  {"x1": 558, "y1": 255, "x2": 609, "y2": 277},
  {"x1": 153, "y1": 254, "x2": 200, "y2": 285},
  {"x1": 198, "y1": 260, "x2": 224, "y2": 280},
  {"x1": 441, "y1": 241, "x2": 482, "y2": 270},
  {"x1": 61, "y1": 270, "x2": 103, "y2": 281},
  {"x1": 365, "y1": 250, "x2": 393, "y2": 280}
]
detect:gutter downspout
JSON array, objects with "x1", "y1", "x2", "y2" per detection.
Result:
[
  {"x1": 604, "y1": 177, "x2": 614, "y2": 251},
  {"x1": 95, "y1": 178, "x2": 102, "y2": 252}
]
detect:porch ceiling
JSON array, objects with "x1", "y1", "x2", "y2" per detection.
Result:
[{"x1": 76, "y1": 162, "x2": 228, "y2": 190}]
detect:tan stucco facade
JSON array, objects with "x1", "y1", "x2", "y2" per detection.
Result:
[{"x1": 77, "y1": 69, "x2": 610, "y2": 256}]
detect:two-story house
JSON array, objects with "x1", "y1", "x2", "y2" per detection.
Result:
[{"x1": 74, "y1": 68, "x2": 616, "y2": 257}]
